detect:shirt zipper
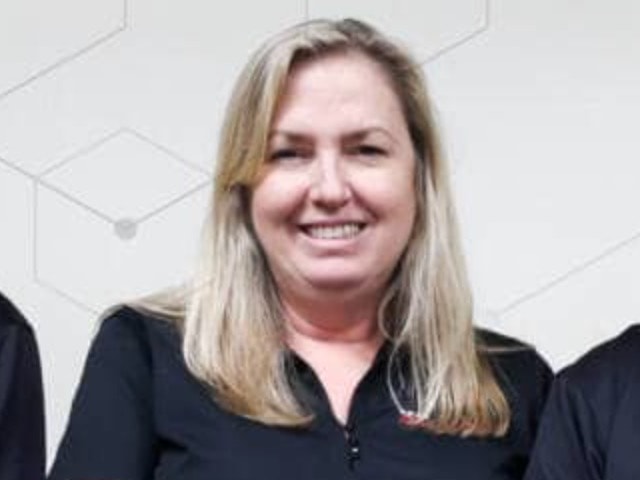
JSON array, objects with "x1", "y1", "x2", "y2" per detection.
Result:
[
  {"x1": 291, "y1": 343, "x2": 390, "y2": 472},
  {"x1": 344, "y1": 422, "x2": 361, "y2": 470}
]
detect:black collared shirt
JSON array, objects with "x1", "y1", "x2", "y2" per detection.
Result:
[
  {"x1": 50, "y1": 307, "x2": 551, "y2": 480},
  {"x1": 525, "y1": 325, "x2": 640, "y2": 480},
  {"x1": 0, "y1": 293, "x2": 46, "y2": 480}
]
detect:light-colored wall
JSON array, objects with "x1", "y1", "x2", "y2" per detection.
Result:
[{"x1": 1, "y1": 0, "x2": 638, "y2": 464}]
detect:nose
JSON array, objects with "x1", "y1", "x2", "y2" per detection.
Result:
[{"x1": 308, "y1": 154, "x2": 352, "y2": 209}]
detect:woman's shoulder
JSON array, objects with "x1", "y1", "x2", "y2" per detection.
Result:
[
  {"x1": 102, "y1": 304, "x2": 178, "y2": 332},
  {"x1": 92, "y1": 305, "x2": 182, "y2": 359},
  {"x1": 475, "y1": 327, "x2": 553, "y2": 405},
  {"x1": 69, "y1": 305, "x2": 185, "y2": 407},
  {"x1": 475, "y1": 327, "x2": 547, "y2": 366},
  {"x1": 476, "y1": 327, "x2": 533, "y2": 349}
]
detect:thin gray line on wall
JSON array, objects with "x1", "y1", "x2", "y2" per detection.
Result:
[
  {"x1": 0, "y1": 154, "x2": 38, "y2": 181},
  {"x1": 0, "y1": 0, "x2": 129, "y2": 102},
  {"x1": 35, "y1": 127, "x2": 210, "y2": 228},
  {"x1": 499, "y1": 228, "x2": 640, "y2": 315},
  {"x1": 35, "y1": 277, "x2": 100, "y2": 315},
  {"x1": 38, "y1": 130, "x2": 125, "y2": 177},
  {"x1": 31, "y1": 179, "x2": 98, "y2": 315},
  {"x1": 422, "y1": 0, "x2": 491, "y2": 65},
  {"x1": 122, "y1": 0, "x2": 129, "y2": 29},
  {"x1": 125, "y1": 128, "x2": 212, "y2": 177},
  {"x1": 31, "y1": 182, "x2": 99, "y2": 314},
  {"x1": 136, "y1": 179, "x2": 211, "y2": 225},
  {"x1": 38, "y1": 179, "x2": 114, "y2": 223}
]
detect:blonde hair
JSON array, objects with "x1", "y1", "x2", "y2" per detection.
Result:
[{"x1": 131, "y1": 18, "x2": 510, "y2": 436}]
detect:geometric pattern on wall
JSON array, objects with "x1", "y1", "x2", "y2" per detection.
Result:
[
  {"x1": 0, "y1": 0, "x2": 126, "y2": 100},
  {"x1": 34, "y1": 128, "x2": 210, "y2": 313}
]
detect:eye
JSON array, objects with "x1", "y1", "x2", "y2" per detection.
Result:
[
  {"x1": 269, "y1": 148, "x2": 301, "y2": 161},
  {"x1": 353, "y1": 145, "x2": 386, "y2": 157}
]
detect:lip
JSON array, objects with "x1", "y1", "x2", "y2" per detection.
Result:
[
  {"x1": 298, "y1": 221, "x2": 367, "y2": 235},
  {"x1": 297, "y1": 220, "x2": 368, "y2": 228},
  {"x1": 296, "y1": 221, "x2": 368, "y2": 245}
]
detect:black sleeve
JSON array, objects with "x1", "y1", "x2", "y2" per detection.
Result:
[
  {"x1": 0, "y1": 323, "x2": 46, "y2": 480},
  {"x1": 524, "y1": 374, "x2": 602, "y2": 480},
  {"x1": 48, "y1": 310, "x2": 157, "y2": 480}
]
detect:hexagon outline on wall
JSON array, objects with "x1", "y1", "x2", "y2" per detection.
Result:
[
  {"x1": 28, "y1": 127, "x2": 212, "y2": 314},
  {"x1": 0, "y1": 0, "x2": 129, "y2": 102},
  {"x1": 35, "y1": 127, "x2": 211, "y2": 225}
]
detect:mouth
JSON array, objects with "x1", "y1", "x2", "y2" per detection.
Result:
[{"x1": 300, "y1": 222, "x2": 367, "y2": 240}]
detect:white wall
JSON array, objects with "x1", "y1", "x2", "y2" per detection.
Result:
[{"x1": 1, "y1": 0, "x2": 639, "y2": 463}]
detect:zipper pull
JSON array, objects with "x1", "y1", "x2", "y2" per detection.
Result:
[{"x1": 344, "y1": 423, "x2": 361, "y2": 469}]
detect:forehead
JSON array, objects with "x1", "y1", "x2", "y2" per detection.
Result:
[{"x1": 271, "y1": 51, "x2": 407, "y2": 136}]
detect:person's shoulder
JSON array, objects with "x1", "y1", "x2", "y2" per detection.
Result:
[
  {"x1": 101, "y1": 304, "x2": 167, "y2": 330},
  {"x1": 476, "y1": 328, "x2": 550, "y2": 369},
  {"x1": 574, "y1": 324, "x2": 640, "y2": 369},
  {"x1": 476, "y1": 328, "x2": 533, "y2": 350},
  {"x1": 0, "y1": 292, "x2": 36, "y2": 341},
  {"x1": 0, "y1": 291, "x2": 29, "y2": 328},
  {"x1": 476, "y1": 327, "x2": 545, "y2": 363},
  {"x1": 475, "y1": 328, "x2": 553, "y2": 397},
  {"x1": 78, "y1": 305, "x2": 182, "y2": 385},
  {"x1": 560, "y1": 324, "x2": 640, "y2": 387},
  {"x1": 95, "y1": 304, "x2": 181, "y2": 353}
]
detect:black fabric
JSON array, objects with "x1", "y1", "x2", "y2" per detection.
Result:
[
  {"x1": 0, "y1": 293, "x2": 46, "y2": 480},
  {"x1": 50, "y1": 307, "x2": 552, "y2": 480},
  {"x1": 525, "y1": 325, "x2": 640, "y2": 480}
]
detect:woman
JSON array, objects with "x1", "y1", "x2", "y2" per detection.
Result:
[
  {"x1": 0, "y1": 292, "x2": 45, "y2": 480},
  {"x1": 525, "y1": 325, "x2": 640, "y2": 480},
  {"x1": 50, "y1": 19, "x2": 551, "y2": 479}
]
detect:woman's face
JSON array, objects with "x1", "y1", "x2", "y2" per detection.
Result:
[{"x1": 250, "y1": 51, "x2": 416, "y2": 303}]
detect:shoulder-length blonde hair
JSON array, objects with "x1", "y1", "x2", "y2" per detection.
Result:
[{"x1": 132, "y1": 18, "x2": 510, "y2": 436}]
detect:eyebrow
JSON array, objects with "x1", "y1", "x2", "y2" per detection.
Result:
[{"x1": 269, "y1": 127, "x2": 397, "y2": 144}]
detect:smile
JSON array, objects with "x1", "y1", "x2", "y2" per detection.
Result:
[{"x1": 301, "y1": 222, "x2": 365, "y2": 240}]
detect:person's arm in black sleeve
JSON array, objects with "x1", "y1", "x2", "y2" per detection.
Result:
[
  {"x1": 0, "y1": 318, "x2": 46, "y2": 480},
  {"x1": 48, "y1": 308, "x2": 157, "y2": 480},
  {"x1": 524, "y1": 373, "x2": 603, "y2": 480}
]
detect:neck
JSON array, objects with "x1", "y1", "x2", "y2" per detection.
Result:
[
  {"x1": 281, "y1": 292, "x2": 381, "y2": 345},
  {"x1": 281, "y1": 294, "x2": 385, "y2": 426}
]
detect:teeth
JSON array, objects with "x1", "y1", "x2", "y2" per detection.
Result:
[{"x1": 306, "y1": 223, "x2": 362, "y2": 239}]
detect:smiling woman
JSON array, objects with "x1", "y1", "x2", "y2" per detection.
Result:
[{"x1": 49, "y1": 19, "x2": 552, "y2": 480}]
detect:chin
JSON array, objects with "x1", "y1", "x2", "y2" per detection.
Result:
[
  {"x1": 307, "y1": 277, "x2": 365, "y2": 291},
  {"x1": 301, "y1": 270, "x2": 373, "y2": 292}
]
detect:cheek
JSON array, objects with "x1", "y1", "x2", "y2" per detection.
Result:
[
  {"x1": 359, "y1": 167, "x2": 416, "y2": 219},
  {"x1": 369, "y1": 174, "x2": 417, "y2": 254},
  {"x1": 250, "y1": 174, "x2": 305, "y2": 235}
]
